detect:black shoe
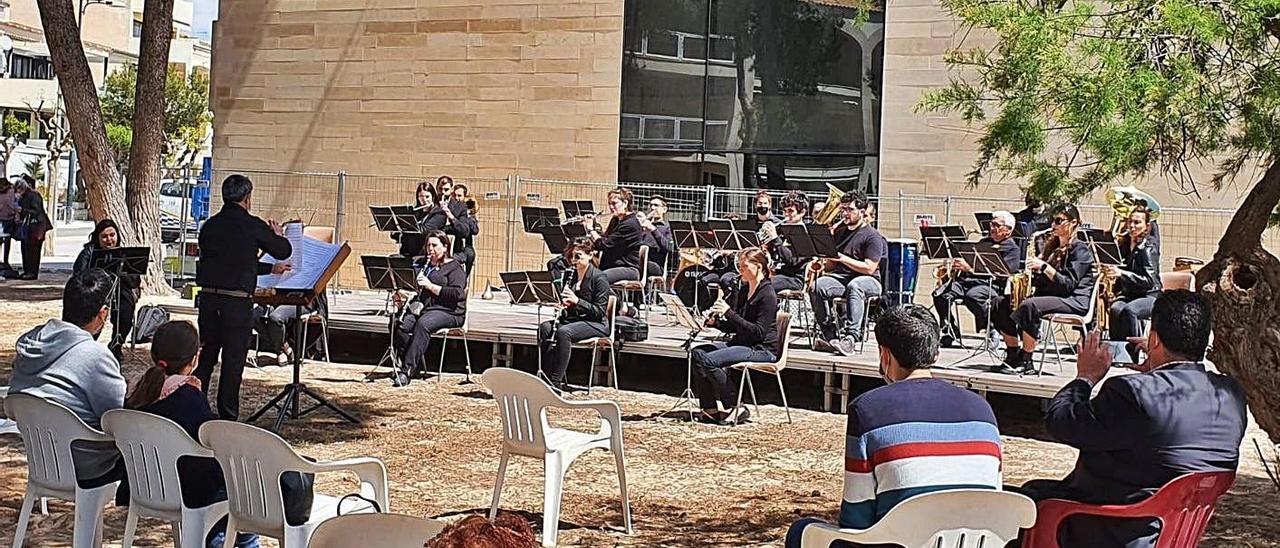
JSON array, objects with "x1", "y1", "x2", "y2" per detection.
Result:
[
  {"x1": 1017, "y1": 350, "x2": 1037, "y2": 374},
  {"x1": 552, "y1": 382, "x2": 582, "y2": 395},
  {"x1": 392, "y1": 370, "x2": 411, "y2": 387},
  {"x1": 695, "y1": 410, "x2": 728, "y2": 425},
  {"x1": 727, "y1": 406, "x2": 751, "y2": 424},
  {"x1": 813, "y1": 339, "x2": 837, "y2": 353},
  {"x1": 18, "y1": 272, "x2": 37, "y2": 280},
  {"x1": 940, "y1": 335, "x2": 956, "y2": 348}
]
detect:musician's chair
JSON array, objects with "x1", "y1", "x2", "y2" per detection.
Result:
[
  {"x1": 731, "y1": 312, "x2": 794, "y2": 424},
  {"x1": 573, "y1": 295, "x2": 619, "y2": 393},
  {"x1": 1038, "y1": 279, "x2": 1102, "y2": 375},
  {"x1": 432, "y1": 307, "x2": 473, "y2": 384}
]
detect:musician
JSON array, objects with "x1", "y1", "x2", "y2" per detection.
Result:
[
  {"x1": 72, "y1": 219, "x2": 139, "y2": 361},
  {"x1": 931, "y1": 210, "x2": 1020, "y2": 347},
  {"x1": 1106, "y1": 206, "x2": 1161, "y2": 359},
  {"x1": 391, "y1": 230, "x2": 468, "y2": 387},
  {"x1": 194, "y1": 174, "x2": 292, "y2": 420},
  {"x1": 394, "y1": 182, "x2": 444, "y2": 258},
  {"x1": 588, "y1": 187, "x2": 645, "y2": 284},
  {"x1": 547, "y1": 236, "x2": 591, "y2": 282},
  {"x1": 993, "y1": 204, "x2": 1097, "y2": 373},
  {"x1": 639, "y1": 195, "x2": 674, "y2": 275},
  {"x1": 809, "y1": 191, "x2": 887, "y2": 356},
  {"x1": 691, "y1": 248, "x2": 779, "y2": 425},
  {"x1": 438, "y1": 176, "x2": 479, "y2": 274},
  {"x1": 754, "y1": 190, "x2": 782, "y2": 224},
  {"x1": 537, "y1": 240, "x2": 612, "y2": 392},
  {"x1": 761, "y1": 190, "x2": 810, "y2": 292}
]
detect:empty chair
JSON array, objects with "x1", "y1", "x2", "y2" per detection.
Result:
[
  {"x1": 796, "y1": 489, "x2": 1037, "y2": 548},
  {"x1": 309, "y1": 513, "x2": 446, "y2": 548},
  {"x1": 101, "y1": 409, "x2": 228, "y2": 548},
  {"x1": 5, "y1": 393, "x2": 121, "y2": 548},
  {"x1": 731, "y1": 312, "x2": 794, "y2": 424},
  {"x1": 1022, "y1": 471, "x2": 1234, "y2": 548},
  {"x1": 198, "y1": 420, "x2": 389, "y2": 547},
  {"x1": 481, "y1": 368, "x2": 632, "y2": 547}
]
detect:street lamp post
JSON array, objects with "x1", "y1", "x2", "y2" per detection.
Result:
[{"x1": 61, "y1": 0, "x2": 123, "y2": 224}]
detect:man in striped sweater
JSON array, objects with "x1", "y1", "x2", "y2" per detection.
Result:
[{"x1": 786, "y1": 305, "x2": 1004, "y2": 547}]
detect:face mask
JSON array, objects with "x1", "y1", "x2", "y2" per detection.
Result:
[{"x1": 756, "y1": 206, "x2": 770, "y2": 216}]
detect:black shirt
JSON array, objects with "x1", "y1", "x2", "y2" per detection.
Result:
[
  {"x1": 413, "y1": 258, "x2": 468, "y2": 317},
  {"x1": 197, "y1": 204, "x2": 292, "y2": 293},
  {"x1": 1116, "y1": 234, "x2": 1161, "y2": 299},
  {"x1": 443, "y1": 200, "x2": 479, "y2": 257},
  {"x1": 720, "y1": 279, "x2": 780, "y2": 355},
  {"x1": 595, "y1": 213, "x2": 644, "y2": 270},
  {"x1": 1033, "y1": 239, "x2": 1097, "y2": 300},
  {"x1": 832, "y1": 224, "x2": 887, "y2": 278},
  {"x1": 561, "y1": 265, "x2": 612, "y2": 324},
  {"x1": 641, "y1": 219, "x2": 674, "y2": 272},
  {"x1": 766, "y1": 221, "x2": 811, "y2": 279}
]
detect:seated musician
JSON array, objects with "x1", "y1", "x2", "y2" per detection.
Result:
[
  {"x1": 588, "y1": 187, "x2": 645, "y2": 283},
  {"x1": 254, "y1": 293, "x2": 327, "y2": 367},
  {"x1": 394, "y1": 230, "x2": 468, "y2": 387},
  {"x1": 754, "y1": 190, "x2": 782, "y2": 224},
  {"x1": 761, "y1": 190, "x2": 810, "y2": 293},
  {"x1": 639, "y1": 195, "x2": 674, "y2": 276},
  {"x1": 394, "y1": 182, "x2": 446, "y2": 258},
  {"x1": 72, "y1": 219, "x2": 139, "y2": 361},
  {"x1": 537, "y1": 240, "x2": 613, "y2": 393},
  {"x1": 691, "y1": 248, "x2": 778, "y2": 425},
  {"x1": 1107, "y1": 206, "x2": 1161, "y2": 360},
  {"x1": 993, "y1": 204, "x2": 1096, "y2": 373},
  {"x1": 931, "y1": 210, "x2": 1020, "y2": 347},
  {"x1": 809, "y1": 191, "x2": 887, "y2": 356},
  {"x1": 439, "y1": 176, "x2": 479, "y2": 275}
]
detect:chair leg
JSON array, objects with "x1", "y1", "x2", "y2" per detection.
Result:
[
  {"x1": 733, "y1": 369, "x2": 748, "y2": 424},
  {"x1": 610, "y1": 348, "x2": 619, "y2": 389},
  {"x1": 587, "y1": 348, "x2": 598, "y2": 395},
  {"x1": 542, "y1": 453, "x2": 566, "y2": 547},
  {"x1": 489, "y1": 451, "x2": 510, "y2": 521},
  {"x1": 613, "y1": 442, "x2": 633, "y2": 535},
  {"x1": 221, "y1": 519, "x2": 238, "y2": 548},
  {"x1": 321, "y1": 319, "x2": 331, "y2": 362},
  {"x1": 776, "y1": 371, "x2": 792, "y2": 424},
  {"x1": 12, "y1": 490, "x2": 36, "y2": 548},
  {"x1": 122, "y1": 509, "x2": 139, "y2": 548},
  {"x1": 438, "y1": 332, "x2": 449, "y2": 382},
  {"x1": 463, "y1": 336, "x2": 473, "y2": 382},
  {"x1": 74, "y1": 485, "x2": 116, "y2": 548},
  {"x1": 170, "y1": 521, "x2": 181, "y2": 548}
]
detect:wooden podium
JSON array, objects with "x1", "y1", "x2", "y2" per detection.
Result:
[{"x1": 247, "y1": 240, "x2": 355, "y2": 431}]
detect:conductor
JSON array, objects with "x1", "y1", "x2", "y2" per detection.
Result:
[{"x1": 195, "y1": 174, "x2": 292, "y2": 420}]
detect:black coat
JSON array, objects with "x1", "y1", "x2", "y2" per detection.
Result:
[
  {"x1": 1116, "y1": 234, "x2": 1161, "y2": 298},
  {"x1": 595, "y1": 213, "x2": 643, "y2": 270},
  {"x1": 1031, "y1": 239, "x2": 1096, "y2": 304},
  {"x1": 413, "y1": 258, "x2": 468, "y2": 317},
  {"x1": 560, "y1": 265, "x2": 612, "y2": 324},
  {"x1": 719, "y1": 279, "x2": 779, "y2": 355},
  {"x1": 766, "y1": 221, "x2": 812, "y2": 279},
  {"x1": 197, "y1": 204, "x2": 292, "y2": 293},
  {"x1": 443, "y1": 200, "x2": 479, "y2": 262}
]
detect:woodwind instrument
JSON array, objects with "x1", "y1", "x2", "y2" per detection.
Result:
[{"x1": 1009, "y1": 229, "x2": 1051, "y2": 309}]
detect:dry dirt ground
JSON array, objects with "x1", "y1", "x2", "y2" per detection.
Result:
[{"x1": 1, "y1": 274, "x2": 1277, "y2": 547}]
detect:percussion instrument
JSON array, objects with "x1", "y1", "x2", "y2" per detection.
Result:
[
  {"x1": 675, "y1": 265, "x2": 715, "y2": 312},
  {"x1": 882, "y1": 238, "x2": 919, "y2": 307}
]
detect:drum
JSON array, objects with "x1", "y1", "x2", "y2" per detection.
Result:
[
  {"x1": 882, "y1": 238, "x2": 919, "y2": 307},
  {"x1": 674, "y1": 265, "x2": 715, "y2": 311}
]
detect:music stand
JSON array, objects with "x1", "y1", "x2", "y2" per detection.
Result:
[
  {"x1": 502, "y1": 270, "x2": 563, "y2": 381},
  {"x1": 89, "y1": 246, "x2": 149, "y2": 348},
  {"x1": 974, "y1": 212, "x2": 994, "y2": 235},
  {"x1": 562, "y1": 200, "x2": 595, "y2": 220},
  {"x1": 661, "y1": 292, "x2": 705, "y2": 421},
  {"x1": 779, "y1": 224, "x2": 838, "y2": 260},
  {"x1": 361, "y1": 255, "x2": 417, "y2": 379},
  {"x1": 1085, "y1": 232, "x2": 1124, "y2": 266},
  {"x1": 534, "y1": 223, "x2": 588, "y2": 254},
  {"x1": 369, "y1": 205, "x2": 421, "y2": 233},
  {"x1": 947, "y1": 244, "x2": 1014, "y2": 368},
  {"x1": 521, "y1": 207, "x2": 561, "y2": 233}
]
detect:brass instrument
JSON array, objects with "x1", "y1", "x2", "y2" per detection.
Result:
[
  {"x1": 934, "y1": 262, "x2": 954, "y2": 288},
  {"x1": 1097, "y1": 264, "x2": 1118, "y2": 331},
  {"x1": 804, "y1": 257, "x2": 827, "y2": 291},
  {"x1": 1173, "y1": 256, "x2": 1204, "y2": 273},
  {"x1": 758, "y1": 220, "x2": 778, "y2": 246},
  {"x1": 811, "y1": 183, "x2": 846, "y2": 225},
  {"x1": 1010, "y1": 229, "x2": 1051, "y2": 308},
  {"x1": 1105, "y1": 186, "x2": 1162, "y2": 234}
]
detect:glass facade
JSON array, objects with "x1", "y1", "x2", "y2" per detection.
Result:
[{"x1": 620, "y1": 0, "x2": 885, "y2": 193}]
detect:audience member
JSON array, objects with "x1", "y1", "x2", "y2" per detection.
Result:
[
  {"x1": 785, "y1": 305, "x2": 1002, "y2": 547},
  {"x1": 425, "y1": 513, "x2": 538, "y2": 548},
  {"x1": 0, "y1": 177, "x2": 17, "y2": 274},
  {"x1": 8, "y1": 269, "x2": 125, "y2": 486},
  {"x1": 1014, "y1": 290, "x2": 1246, "y2": 547},
  {"x1": 124, "y1": 321, "x2": 260, "y2": 548}
]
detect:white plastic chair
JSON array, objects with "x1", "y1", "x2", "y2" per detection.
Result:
[
  {"x1": 198, "y1": 420, "x2": 390, "y2": 548},
  {"x1": 731, "y1": 312, "x2": 794, "y2": 424},
  {"x1": 308, "y1": 513, "x2": 446, "y2": 547},
  {"x1": 797, "y1": 489, "x2": 1036, "y2": 548},
  {"x1": 5, "y1": 393, "x2": 121, "y2": 548},
  {"x1": 1039, "y1": 279, "x2": 1102, "y2": 375},
  {"x1": 101, "y1": 409, "x2": 228, "y2": 548},
  {"x1": 481, "y1": 368, "x2": 633, "y2": 547},
  {"x1": 572, "y1": 294, "x2": 619, "y2": 393}
]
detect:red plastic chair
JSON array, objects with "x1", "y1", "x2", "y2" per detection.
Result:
[{"x1": 1022, "y1": 471, "x2": 1235, "y2": 548}]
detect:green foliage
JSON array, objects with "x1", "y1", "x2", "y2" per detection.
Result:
[
  {"x1": 2, "y1": 114, "x2": 30, "y2": 142},
  {"x1": 21, "y1": 157, "x2": 43, "y2": 182},
  {"x1": 105, "y1": 123, "x2": 133, "y2": 175},
  {"x1": 101, "y1": 64, "x2": 212, "y2": 166},
  {"x1": 918, "y1": 0, "x2": 1280, "y2": 203}
]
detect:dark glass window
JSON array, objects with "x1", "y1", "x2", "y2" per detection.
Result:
[{"x1": 9, "y1": 54, "x2": 54, "y2": 80}]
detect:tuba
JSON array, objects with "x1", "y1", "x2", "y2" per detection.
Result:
[
  {"x1": 811, "y1": 183, "x2": 846, "y2": 225},
  {"x1": 1105, "y1": 186, "x2": 1161, "y2": 234}
]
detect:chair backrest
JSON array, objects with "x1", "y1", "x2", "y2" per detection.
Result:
[
  {"x1": 102, "y1": 409, "x2": 213, "y2": 515},
  {"x1": 309, "y1": 513, "x2": 446, "y2": 547},
  {"x1": 3, "y1": 393, "x2": 105, "y2": 494},
  {"x1": 637, "y1": 245, "x2": 649, "y2": 280},
  {"x1": 481, "y1": 368, "x2": 561, "y2": 457},
  {"x1": 856, "y1": 489, "x2": 1037, "y2": 548},
  {"x1": 774, "y1": 312, "x2": 793, "y2": 369},
  {"x1": 304, "y1": 226, "x2": 336, "y2": 244},
  {"x1": 1144, "y1": 472, "x2": 1235, "y2": 548},
  {"x1": 605, "y1": 294, "x2": 618, "y2": 340},
  {"x1": 198, "y1": 420, "x2": 309, "y2": 535},
  {"x1": 1161, "y1": 271, "x2": 1195, "y2": 291}
]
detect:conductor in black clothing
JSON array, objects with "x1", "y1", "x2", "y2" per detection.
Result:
[
  {"x1": 195, "y1": 174, "x2": 292, "y2": 420},
  {"x1": 588, "y1": 187, "x2": 644, "y2": 284},
  {"x1": 537, "y1": 239, "x2": 612, "y2": 392},
  {"x1": 691, "y1": 248, "x2": 779, "y2": 425},
  {"x1": 1014, "y1": 291, "x2": 1246, "y2": 548},
  {"x1": 932, "y1": 210, "x2": 1021, "y2": 347},
  {"x1": 395, "y1": 230, "x2": 468, "y2": 387}
]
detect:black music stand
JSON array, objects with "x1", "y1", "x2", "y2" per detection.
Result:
[
  {"x1": 919, "y1": 225, "x2": 966, "y2": 260},
  {"x1": 671, "y1": 221, "x2": 719, "y2": 249},
  {"x1": 562, "y1": 200, "x2": 595, "y2": 219},
  {"x1": 1085, "y1": 232, "x2": 1124, "y2": 266},
  {"x1": 660, "y1": 292, "x2": 705, "y2": 421},
  {"x1": 779, "y1": 224, "x2": 838, "y2": 260},
  {"x1": 534, "y1": 223, "x2": 588, "y2": 254},
  {"x1": 361, "y1": 255, "x2": 418, "y2": 378},
  {"x1": 500, "y1": 270, "x2": 562, "y2": 381},
  {"x1": 974, "y1": 212, "x2": 994, "y2": 236},
  {"x1": 522, "y1": 207, "x2": 561, "y2": 233},
  {"x1": 89, "y1": 246, "x2": 149, "y2": 347},
  {"x1": 946, "y1": 244, "x2": 1014, "y2": 368},
  {"x1": 369, "y1": 205, "x2": 421, "y2": 232}
]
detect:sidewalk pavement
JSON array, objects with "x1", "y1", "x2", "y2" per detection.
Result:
[{"x1": 0, "y1": 221, "x2": 92, "y2": 277}]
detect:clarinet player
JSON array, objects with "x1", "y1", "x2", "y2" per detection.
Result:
[{"x1": 537, "y1": 240, "x2": 612, "y2": 393}]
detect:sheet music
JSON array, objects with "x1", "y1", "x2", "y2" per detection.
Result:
[{"x1": 258, "y1": 233, "x2": 342, "y2": 291}]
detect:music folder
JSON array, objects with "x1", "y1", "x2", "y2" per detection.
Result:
[
  {"x1": 778, "y1": 224, "x2": 837, "y2": 259},
  {"x1": 521, "y1": 206, "x2": 561, "y2": 233},
  {"x1": 89, "y1": 246, "x2": 150, "y2": 275},
  {"x1": 500, "y1": 271, "x2": 561, "y2": 305},
  {"x1": 361, "y1": 255, "x2": 417, "y2": 292},
  {"x1": 369, "y1": 205, "x2": 421, "y2": 233}
]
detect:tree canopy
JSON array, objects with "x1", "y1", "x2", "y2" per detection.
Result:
[{"x1": 101, "y1": 63, "x2": 211, "y2": 173}]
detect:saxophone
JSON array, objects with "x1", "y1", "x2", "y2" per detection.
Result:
[
  {"x1": 1010, "y1": 229, "x2": 1051, "y2": 309},
  {"x1": 1097, "y1": 264, "x2": 1118, "y2": 331}
]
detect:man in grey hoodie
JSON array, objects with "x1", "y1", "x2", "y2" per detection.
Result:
[{"x1": 8, "y1": 269, "x2": 126, "y2": 485}]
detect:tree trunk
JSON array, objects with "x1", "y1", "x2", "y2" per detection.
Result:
[
  {"x1": 34, "y1": 0, "x2": 128, "y2": 237},
  {"x1": 1197, "y1": 157, "x2": 1280, "y2": 443},
  {"x1": 126, "y1": 0, "x2": 175, "y2": 296}
]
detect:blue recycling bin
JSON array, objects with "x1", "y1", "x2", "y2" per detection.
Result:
[{"x1": 191, "y1": 183, "x2": 211, "y2": 223}]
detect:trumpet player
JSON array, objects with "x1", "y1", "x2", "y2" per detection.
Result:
[
  {"x1": 691, "y1": 248, "x2": 779, "y2": 425},
  {"x1": 993, "y1": 205, "x2": 1096, "y2": 373},
  {"x1": 762, "y1": 190, "x2": 811, "y2": 292},
  {"x1": 537, "y1": 240, "x2": 613, "y2": 393},
  {"x1": 1106, "y1": 206, "x2": 1161, "y2": 360},
  {"x1": 809, "y1": 191, "x2": 887, "y2": 356},
  {"x1": 931, "y1": 210, "x2": 1020, "y2": 347},
  {"x1": 639, "y1": 195, "x2": 674, "y2": 277},
  {"x1": 440, "y1": 177, "x2": 479, "y2": 275}
]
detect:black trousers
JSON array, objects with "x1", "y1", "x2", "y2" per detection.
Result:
[
  {"x1": 993, "y1": 295, "x2": 1088, "y2": 340},
  {"x1": 195, "y1": 293, "x2": 255, "y2": 420},
  {"x1": 400, "y1": 309, "x2": 465, "y2": 374},
  {"x1": 537, "y1": 319, "x2": 607, "y2": 384},
  {"x1": 933, "y1": 278, "x2": 999, "y2": 336},
  {"x1": 1108, "y1": 295, "x2": 1156, "y2": 342},
  {"x1": 771, "y1": 274, "x2": 804, "y2": 293},
  {"x1": 20, "y1": 237, "x2": 41, "y2": 277},
  {"x1": 602, "y1": 266, "x2": 639, "y2": 284},
  {"x1": 108, "y1": 290, "x2": 137, "y2": 361}
]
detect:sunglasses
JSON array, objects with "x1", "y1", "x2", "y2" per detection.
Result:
[{"x1": 1052, "y1": 217, "x2": 1072, "y2": 226}]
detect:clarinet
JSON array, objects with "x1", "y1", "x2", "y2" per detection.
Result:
[{"x1": 549, "y1": 267, "x2": 576, "y2": 340}]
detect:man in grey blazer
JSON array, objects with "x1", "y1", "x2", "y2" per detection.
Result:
[{"x1": 1016, "y1": 290, "x2": 1247, "y2": 547}]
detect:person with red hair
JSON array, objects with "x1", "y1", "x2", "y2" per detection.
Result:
[{"x1": 425, "y1": 513, "x2": 537, "y2": 548}]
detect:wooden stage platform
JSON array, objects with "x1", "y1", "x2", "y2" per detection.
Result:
[{"x1": 157, "y1": 290, "x2": 1109, "y2": 410}]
